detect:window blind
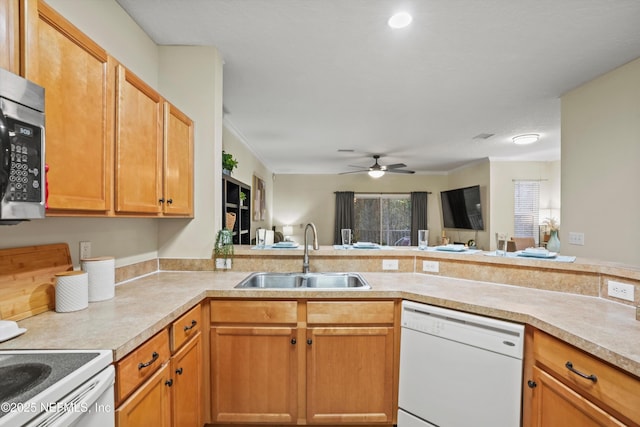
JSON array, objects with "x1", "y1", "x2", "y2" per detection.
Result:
[{"x1": 514, "y1": 181, "x2": 540, "y2": 244}]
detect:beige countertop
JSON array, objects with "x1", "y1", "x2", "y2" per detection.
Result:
[{"x1": 1, "y1": 270, "x2": 639, "y2": 379}]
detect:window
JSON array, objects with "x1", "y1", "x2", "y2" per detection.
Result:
[
  {"x1": 354, "y1": 194, "x2": 411, "y2": 245},
  {"x1": 514, "y1": 181, "x2": 540, "y2": 244}
]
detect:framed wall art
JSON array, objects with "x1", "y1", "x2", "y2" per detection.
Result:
[{"x1": 253, "y1": 174, "x2": 266, "y2": 221}]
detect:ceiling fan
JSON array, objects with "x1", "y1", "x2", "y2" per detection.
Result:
[{"x1": 340, "y1": 155, "x2": 415, "y2": 178}]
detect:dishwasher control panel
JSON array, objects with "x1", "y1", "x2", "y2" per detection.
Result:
[{"x1": 401, "y1": 300, "x2": 525, "y2": 359}]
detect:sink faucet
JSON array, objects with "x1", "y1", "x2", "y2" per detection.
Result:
[{"x1": 302, "y1": 223, "x2": 319, "y2": 274}]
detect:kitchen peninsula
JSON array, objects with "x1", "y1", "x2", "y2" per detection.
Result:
[{"x1": 2, "y1": 247, "x2": 640, "y2": 426}]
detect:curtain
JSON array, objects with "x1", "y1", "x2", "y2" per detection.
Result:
[
  {"x1": 334, "y1": 191, "x2": 355, "y2": 245},
  {"x1": 410, "y1": 192, "x2": 428, "y2": 245}
]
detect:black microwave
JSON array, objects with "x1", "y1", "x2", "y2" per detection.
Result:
[{"x1": 0, "y1": 67, "x2": 45, "y2": 224}]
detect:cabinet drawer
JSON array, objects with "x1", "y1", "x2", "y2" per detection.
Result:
[
  {"x1": 171, "y1": 303, "x2": 201, "y2": 351},
  {"x1": 210, "y1": 300, "x2": 297, "y2": 324},
  {"x1": 116, "y1": 329, "x2": 170, "y2": 404},
  {"x1": 307, "y1": 301, "x2": 395, "y2": 324},
  {"x1": 534, "y1": 329, "x2": 640, "y2": 424}
]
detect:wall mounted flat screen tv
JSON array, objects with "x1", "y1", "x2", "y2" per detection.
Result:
[{"x1": 440, "y1": 185, "x2": 484, "y2": 230}]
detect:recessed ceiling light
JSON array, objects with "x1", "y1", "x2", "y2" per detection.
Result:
[
  {"x1": 388, "y1": 12, "x2": 412, "y2": 29},
  {"x1": 512, "y1": 134, "x2": 540, "y2": 145}
]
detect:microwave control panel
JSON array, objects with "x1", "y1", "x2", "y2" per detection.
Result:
[{"x1": 6, "y1": 118, "x2": 43, "y2": 203}]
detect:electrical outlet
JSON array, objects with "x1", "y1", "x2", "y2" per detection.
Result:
[
  {"x1": 382, "y1": 259, "x2": 399, "y2": 270},
  {"x1": 422, "y1": 260, "x2": 440, "y2": 273},
  {"x1": 215, "y1": 258, "x2": 232, "y2": 269},
  {"x1": 568, "y1": 232, "x2": 585, "y2": 246},
  {"x1": 607, "y1": 280, "x2": 635, "y2": 302},
  {"x1": 79, "y1": 241, "x2": 91, "y2": 260}
]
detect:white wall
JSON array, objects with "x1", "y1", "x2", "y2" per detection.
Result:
[
  {"x1": 157, "y1": 46, "x2": 224, "y2": 259},
  {"x1": 561, "y1": 57, "x2": 640, "y2": 265}
]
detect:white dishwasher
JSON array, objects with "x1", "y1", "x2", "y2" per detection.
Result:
[{"x1": 398, "y1": 300, "x2": 525, "y2": 427}]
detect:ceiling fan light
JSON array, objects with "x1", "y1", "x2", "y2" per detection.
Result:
[
  {"x1": 368, "y1": 170, "x2": 385, "y2": 178},
  {"x1": 512, "y1": 134, "x2": 539, "y2": 145},
  {"x1": 388, "y1": 12, "x2": 412, "y2": 29}
]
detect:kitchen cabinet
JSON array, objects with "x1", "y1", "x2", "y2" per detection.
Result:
[
  {"x1": 0, "y1": 0, "x2": 19, "y2": 74},
  {"x1": 306, "y1": 301, "x2": 396, "y2": 424},
  {"x1": 25, "y1": 0, "x2": 115, "y2": 213},
  {"x1": 209, "y1": 299, "x2": 398, "y2": 426},
  {"x1": 163, "y1": 102, "x2": 194, "y2": 216},
  {"x1": 116, "y1": 303, "x2": 204, "y2": 427},
  {"x1": 222, "y1": 175, "x2": 251, "y2": 244},
  {"x1": 524, "y1": 328, "x2": 640, "y2": 427},
  {"x1": 116, "y1": 362, "x2": 172, "y2": 427},
  {"x1": 115, "y1": 64, "x2": 194, "y2": 216},
  {"x1": 210, "y1": 300, "x2": 298, "y2": 424},
  {"x1": 115, "y1": 64, "x2": 163, "y2": 214}
]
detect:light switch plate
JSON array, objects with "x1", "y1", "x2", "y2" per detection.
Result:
[
  {"x1": 568, "y1": 232, "x2": 585, "y2": 245},
  {"x1": 79, "y1": 241, "x2": 91, "y2": 260}
]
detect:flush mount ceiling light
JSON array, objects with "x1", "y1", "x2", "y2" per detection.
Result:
[
  {"x1": 388, "y1": 12, "x2": 413, "y2": 29},
  {"x1": 512, "y1": 134, "x2": 540, "y2": 145}
]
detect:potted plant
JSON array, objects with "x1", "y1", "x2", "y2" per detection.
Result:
[
  {"x1": 222, "y1": 151, "x2": 238, "y2": 175},
  {"x1": 239, "y1": 191, "x2": 246, "y2": 206},
  {"x1": 213, "y1": 228, "x2": 234, "y2": 270}
]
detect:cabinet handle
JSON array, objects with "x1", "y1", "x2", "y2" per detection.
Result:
[
  {"x1": 138, "y1": 351, "x2": 159, "y2": 370},
  {"x1": 159, "y1": 198, "x2": 165, "y2": 204},
  {"x1": 307, "y1": 339, "x2": 313, "y2": 345},
  {"x1": 527, "y1": 380, "x2": 537, "y2": 388},
  {"x1": 175, "y1": 367, "x2": 183, "y2": 375},
  {"x1": 183, "y1": 320, "x2": 197, "y2": 331},
  {"x1": 565, "y1": 361, "x2": 598, "y2": 383},
  {"x1": 165, "y1": 379, "x2": 173, "y2": 387},
  {"x1": 291, "y1": 338, "x2": 296, "y2": 345},
  {"x1": 167, "y1": 198, "x2": 173, "y2": 204}
]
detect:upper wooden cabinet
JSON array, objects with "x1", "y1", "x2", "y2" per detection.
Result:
[
  {"x1": 0, "y1": 0, "x2": 19, "y2": 74},
  {"x1": 115, "y1": 64, "x2": 163, "y2": 214},
  {"x1": 114, "y1": 64, "x2": 194, "y2": 217},
  {"x1": 163, "y1": 102, "x2": 193, "y2": 216},
  {"x1": 11, "y1": 0, "x2": 194, "y2": 217},
  {"x1": 25, "y1": 1, "x2": 114, "y2": 213}
]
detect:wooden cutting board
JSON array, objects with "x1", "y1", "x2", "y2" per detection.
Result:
[{"x1": 0, "y1": 243, "x2": 73, "y2": 321}]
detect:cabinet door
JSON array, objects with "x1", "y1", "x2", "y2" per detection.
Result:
[
  {"x1": 306, "y1": 326, "x2": 394, "y2": 424},
  {"x1": 0, "y1": 0, "x2": 19, "y2": 74},
  {"x1": 26, "y1": 2, "x2": 114, "y2": 212},
  {"x1": 115, "y1": 64, "x2": 162, "y2": 214},
  {"x1": 163, "y1": 102, "x2": 193, "y2": 216},
  {"x1": 171, "y1": 333, "x2": 202, "y2": 427},
  {"x1": 116, "y1": 362, "x2": 172, "y2": 427},
  {"x1": 529, "y1": 366, "x2": 625, "y2": 427},
  {"x1": 210, "y1": 326, "x2": 298, "y2": 423}
]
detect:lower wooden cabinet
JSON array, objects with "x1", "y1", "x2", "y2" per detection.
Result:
[
  {"x1": 306, "y1": 326, "x2": 394, "y2": 424},
  {"x1": 116, "y1": 363, "x2": 172, "y2": 427},
  {"x1": 210, "y1": 326, "x2": 298, "y2": 423},
  {"x1": 524, "y1": 328, "x2": 640, "y2": 427},
  {"x1": 116, "y1": 303, "x2": 204, "y2": 427},
  {"x1": 171, "y1": 331, "x2": 203, "y2": 427},
  {"x1": 209, "y1": 299, "x2": 398, "y2": 426}
]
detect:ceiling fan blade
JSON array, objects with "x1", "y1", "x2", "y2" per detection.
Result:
[
  {"x1": 339, "y1": 170, "x2": 368, "y2": 175},
  {"x1": 385, "y1": 163, "x2": 407, "y2": 170},
  {"x1": 388, "y1": 169, "x2": 415, "y2": 174}
]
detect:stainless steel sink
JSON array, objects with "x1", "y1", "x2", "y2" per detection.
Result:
[{"x1": 235, "y1": 272, "x2": 371, "y2": 289}]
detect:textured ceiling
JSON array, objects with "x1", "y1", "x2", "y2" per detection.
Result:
[{"x1": 116, "y1": 0, "x2": 640, "y2": 174}]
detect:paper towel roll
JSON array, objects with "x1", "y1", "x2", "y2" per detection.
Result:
[
  {"x1": 55, "y1": 271, "x2": 89, "y2": 313},
  {"x1": 81, "y1": 256, "x2": 115, "y2": 302}
]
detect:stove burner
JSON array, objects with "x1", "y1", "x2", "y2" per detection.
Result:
[{"x1": 0, "y1": 363, "x2": 52, "y2": 402}]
